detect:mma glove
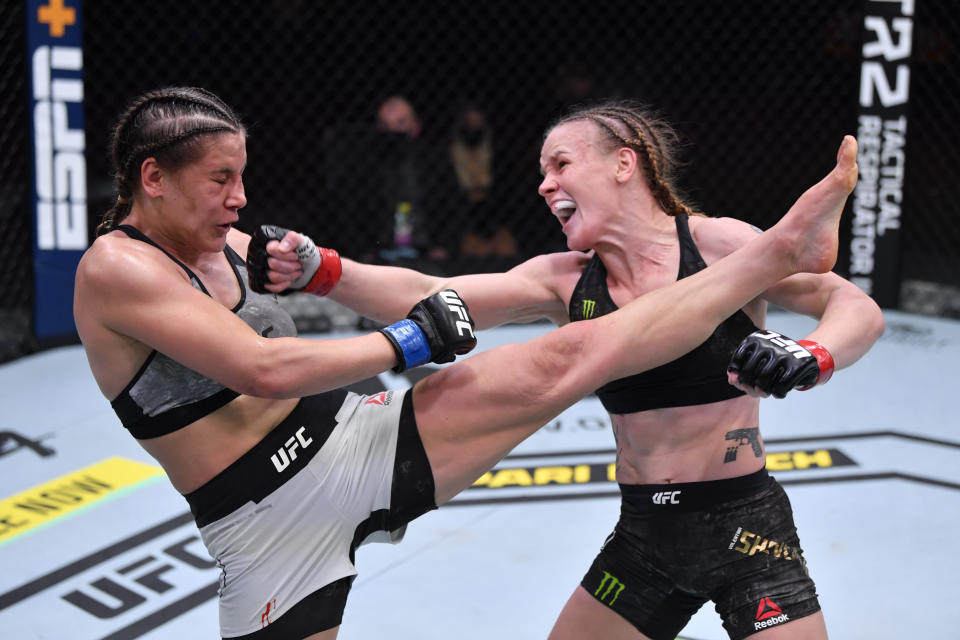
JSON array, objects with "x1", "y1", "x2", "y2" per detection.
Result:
[
  {"x1": 247, "y1": 225, "x2": 342, "y2": 296},
  {"x1": 727, "y1": 330, "x2": 835, "y2": 399},
  {"x1": 380, "y1": 290, "x2": 478, "y2": 372}
]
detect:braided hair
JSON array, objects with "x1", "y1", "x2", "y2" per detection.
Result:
[
  {"x1": 547, "y1": 101, "x2": 700, "y2": 218},
  {"x1": 97, "y1": 87, "x2": 247, "y2": 235}
]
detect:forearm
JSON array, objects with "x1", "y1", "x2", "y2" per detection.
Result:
[
  {"x1": 329, "y1": 258, "x2": 445, "y2": 323},
  {"x1": 241, "y1": 333, "x2": 398, "y2": 398},
  {"x1": 803, "y1": 290, "x2": 885, "y2": 369}
]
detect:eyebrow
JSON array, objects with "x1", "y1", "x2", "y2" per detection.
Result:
[
  {"x1": 212, "y1": 164, "x2": 246, "y2": 175},
  {"x1": 539, "y1": 150, "x2": 563, "y2": 176}
]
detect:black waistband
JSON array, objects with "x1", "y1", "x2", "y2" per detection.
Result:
[
  {"x1": 619, "y1": 467, "x2": 771, "y2": 513},
  {"x1": 184, "y1": 390, "x2": 348, "y2": 528}
]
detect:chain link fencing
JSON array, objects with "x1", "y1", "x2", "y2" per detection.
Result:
[{"x1": 2, "y1": 0, "x2": 958, "y2": 362}]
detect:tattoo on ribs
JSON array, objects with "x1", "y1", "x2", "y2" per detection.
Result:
[
  {"x1": 613, "y1": 423, "x2": 623, "y2": 474},
  {"x1": 724, "y1": 427, "x2": 763, "y2": 463}
]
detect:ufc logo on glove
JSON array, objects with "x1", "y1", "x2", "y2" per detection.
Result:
[{"x1": 440, "y1": 290, "x2": 475, "y2": 339}]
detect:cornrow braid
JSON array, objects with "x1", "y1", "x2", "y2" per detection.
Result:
[
  {"x1": 97, "y1": 87, "x2": 246, "y2": 236},
  {"x1": 549, "y1": 101, "x2": 700, "y2": 219}
]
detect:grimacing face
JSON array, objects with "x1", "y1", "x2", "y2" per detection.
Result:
[
  {"x1": 538, "y1": 120, "x2": 617, "y2": 251},
  {"x1": 157, "y1": 132, "x2": 248, "y2": 251}
]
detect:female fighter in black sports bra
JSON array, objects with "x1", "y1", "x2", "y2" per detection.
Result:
[{"x1": 260, "y1": 102, "x2": 881, "y2": 640}]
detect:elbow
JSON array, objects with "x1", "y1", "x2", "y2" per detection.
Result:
[
  {"x1": 871, "y1": 307, "x2": 887, "y2": 342},
  {"x1": 243, "y1": 373, "x2": 291, "y2": 399},
  {"x1": 867, "y1": 299, "x2": 887, "y2": 344},
  {"x1": 232, "y1": 344, "x2": 299, "y2": 399}
]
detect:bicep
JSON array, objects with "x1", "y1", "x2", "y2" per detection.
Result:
[
  {"x1": 94, "y1": 260, "x2": 266, "y2": 390},
  {"x1": 441, "y1": 257, "x2": 570, "y2": 329},
  {"x1": 761, "y1": 272, "x2": 852, "y2": 318}
]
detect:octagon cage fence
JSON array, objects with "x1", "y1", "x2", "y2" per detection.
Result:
[{"x1": 1, "y1": 0, "x2": 958, "y2": 364}]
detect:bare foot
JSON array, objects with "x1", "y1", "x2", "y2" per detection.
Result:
[{"x1": 770, "y1": 135, "x2": 859, "y2": 275}]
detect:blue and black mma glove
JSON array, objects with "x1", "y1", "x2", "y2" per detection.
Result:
[
  {"x1": 727, "y1": 330, "x2": 835, "y2": 399},
  {"x1": 247, "y1": 225, "x2": 342, "y2": 296},
  {"x1": 380, "y1": 290, "x2": 477, "y2": 372}
]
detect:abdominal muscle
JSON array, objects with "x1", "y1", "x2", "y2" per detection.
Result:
[
  {"x1": 611, "y1": 394, "x2": 764, "y2": 485},
  {"x1": 137, "y1": 395, "x2": 301, "y2": 494}
]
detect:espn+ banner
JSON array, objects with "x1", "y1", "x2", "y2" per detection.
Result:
[
  {"x1": 850, "y1": 0, "x2": 915, "y2": 308},
  {"x1": 25, "y1": 0, "x2": 87, "y2": 340}
]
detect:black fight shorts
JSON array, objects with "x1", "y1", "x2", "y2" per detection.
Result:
[{"x1": 581, "y1": 469, "x2": 820, "y2": 640}]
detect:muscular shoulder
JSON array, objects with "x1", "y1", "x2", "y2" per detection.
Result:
[
  {"x1": 688, "y1": 215, "x2": 761, "y2": 265},
  {"x1": 511, "y1": 250, "x2": 590, "y2": 279},
  {"x1": 76, "y1": 232, "x2": 191, "y2": 310},
  {"x1": 511, "y1": 251, "x2": 589, "y2": 293}
]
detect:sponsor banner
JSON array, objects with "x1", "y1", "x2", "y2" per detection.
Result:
[
  {"x1": 25, "y1": 0, "x2": 87, "y2": 340},
  {"x1": 465, "y1": 448, "x2": 856, "y2": 497},
  {"x1": 0, "y1": 457, "x2": 165, "y2": 545},
  {"x1": 847, "y1": 0, "x2": 915, "y2": 307}
]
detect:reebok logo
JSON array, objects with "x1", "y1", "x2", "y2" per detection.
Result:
[
  {"x1": 270, "y1": 426, "x2": 313, "y2": 472},
  {"x1": 261, "y1": 598, "x2": 277, "y2": 628},
  {"x1": 651, "y1": 490, "x2": 681, "y2": 505},
  {"x1": 753, "y1": 597, "x2": 789, "y2": 630},
  {"x1": 365, "y1": 391, "x2": 393, "y2": 406}
]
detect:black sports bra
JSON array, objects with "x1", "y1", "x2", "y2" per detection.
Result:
[
  {"x1": 110, "y1": 225, "x2": 297, "y2": 439},
  {"x1": 568, "y1": 214, "x2": 758, "y2": 414}
]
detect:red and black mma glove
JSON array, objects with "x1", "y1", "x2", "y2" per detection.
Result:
[
  {"x1": 247, "y1": 225, "x2": 342, "y2": 296},
  {"x1": 379, "y1": 290, "x2": 478, "y2": 372},
  {"x1": 727, "y1": 330, "x2": 835, "y2": 398}
]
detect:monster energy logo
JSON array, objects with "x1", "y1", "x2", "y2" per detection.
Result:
[
  {"x1": 594, "y1": 571, "x2": 625, "y2": 605},
  {"x1": 582, "y1": 299, "x2": 596, "y2": 319}
]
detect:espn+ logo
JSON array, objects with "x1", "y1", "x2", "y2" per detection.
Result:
[{"x1": 31, "y1": 44, "x2": 87, "y2": 250}]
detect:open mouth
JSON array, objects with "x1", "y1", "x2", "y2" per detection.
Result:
[{"x1": 553, "y1": 199, "x2": 577, "y2": 225}]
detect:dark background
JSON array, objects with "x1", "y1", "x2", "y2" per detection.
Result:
[{"x1": 2, "y1": 0, "x2": 958, "y2": 363}]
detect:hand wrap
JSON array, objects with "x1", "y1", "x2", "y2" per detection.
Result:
[
  {"x1": 380, "y1": 290, "x2": 477, "y2": 372},
  {"x1": 727, "y1": 330, "x2": 834, "y2": 398},
  {"x1": 247, "y1": 225, "x2": 341, "y2": 296}
]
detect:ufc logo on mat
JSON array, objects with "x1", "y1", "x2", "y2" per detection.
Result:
[
  {"x1": 440, "y1": 291, "x2": 475, "y2": 339},
  {"x1": 270, "y1": 426, "x2": 313, "y2": 472},
  {"x1": 652, "y1": 490, "x2": 681, "y2": 505}
]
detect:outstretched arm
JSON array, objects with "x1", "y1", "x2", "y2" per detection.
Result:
[
  {"x1": 75, "y1": 236, "x2": 475, "y2": 400},
  {"x1": 248, "y1": 228, "x2": 573, "y2": 329}
]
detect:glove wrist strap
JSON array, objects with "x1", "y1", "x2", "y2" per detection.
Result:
[
  {"x1": 796, "y1": 340, "x2": 835, "y2": 389},
  {"x1": 380, "y1": 320, "x2": 431, "y2": 372},
  {"x1": 302, "y1": 248, "x2": 342, "y2": 296}
]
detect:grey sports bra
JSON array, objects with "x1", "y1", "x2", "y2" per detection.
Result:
[{"x1": 110, "y1": 225, "x2": 297, "y2": 439}]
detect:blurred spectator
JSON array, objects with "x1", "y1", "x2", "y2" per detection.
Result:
[
  {"x1": 366, "y1": 95, "x2": 453, "y2": 266},
  {"x1": 448, "y1": 102, "x2": 517, "y2": 260}
]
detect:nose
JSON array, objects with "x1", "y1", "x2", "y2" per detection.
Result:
[
  {"x1": 228, "y1": 179, "x2": 247, "y2": 210},
  {"x1": 537, "y1": 173, "x2": 556, "y2": 198}
]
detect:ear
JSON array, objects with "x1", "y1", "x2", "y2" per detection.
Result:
[
  {"x1": 614, "y1": 147, "x2": 638, "y2": 184},
  {"x1": 140, "y1": 157, "x2": 165, "y2": 197}
]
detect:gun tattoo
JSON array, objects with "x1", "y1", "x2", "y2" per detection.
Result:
[{"x1": 724, "y1": 427, "x2": 763, "y2": 463}]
